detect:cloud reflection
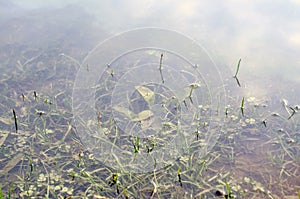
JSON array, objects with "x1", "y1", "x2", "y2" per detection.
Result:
[{"x1": 2, "y1": 0, "x2": 300, "y2": 82}]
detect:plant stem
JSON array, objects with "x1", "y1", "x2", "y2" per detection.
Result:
[
  {"x1": 233, "y1": 58, "x2": 241, "y2": 87},
  {"x1": 240, "y1": 97, "x2": 245, "y2": 117},
  {"x1": 159, "y1": 53, "x2": 164, "y2": 83},
  {"x1": 234, "y1": 58, "x2": 241, "y2": 77},
  {"x1": 12, "y1": 109, "x2": 18, "y2": 133}
]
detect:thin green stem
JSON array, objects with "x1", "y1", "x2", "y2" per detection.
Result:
[
  {"x1": 233, "y1": 58, "x2": 242, "y2": 87},
  {"x1": 234, "y1": 58, "x2": 241, "y2": 77},
  {"x1": 240, "y1": 97, "x2": 245, "y2": 117}
]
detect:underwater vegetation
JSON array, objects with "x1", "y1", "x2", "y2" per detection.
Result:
[{"x1": 0, "y1": 41, "x2": 299, "y2": 199}]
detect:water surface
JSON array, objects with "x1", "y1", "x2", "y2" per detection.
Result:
[{"x1": 0, "y1": 1, "x2": 299, "y2": 198}]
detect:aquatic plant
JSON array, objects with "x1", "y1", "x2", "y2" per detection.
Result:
[
  {"x1": 233, "y1": 58, "x2": 241, "y2": 87},
  {"x1": 0, "y1": 29, "x2": 299, "y2": 199}
]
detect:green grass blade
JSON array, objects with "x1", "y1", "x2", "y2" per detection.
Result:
[
  {"x1": 234, "y1": 58, "x2": 241, "y2": 77},
  {"x1": 241, "y1": 97, "x2": 244, "y2": 108},
  {"x1": 225, "y1": 180, "x2": 233, "y2": 198},
  {"x1": 240, "y1": 97, "x2": 245, "y2": 117},
  {"x1": 0, "y1": 184, "x2": 3, "y2": 199}
]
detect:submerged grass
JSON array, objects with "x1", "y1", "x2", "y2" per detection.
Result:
[
  {"x1": 12, "y1": 109, "x2": 17, "y2": 133},
  {"x1": 0, "y1": 184, "x2": 2, "y2": 199},
  {"x1": 0, "y1": 45, "x2": 299, "y2": 199},
  {"x1": 240, "y1": 97, "x2": 245, "y2": 117}
]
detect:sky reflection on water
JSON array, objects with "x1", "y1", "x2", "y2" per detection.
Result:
[{"x1": 3, "y1": 0, "x2": 300, "y2": 83}]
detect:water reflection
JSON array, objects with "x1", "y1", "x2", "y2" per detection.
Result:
[{"x1": 4, "y1": 0, "x2": 300, "y2": 80}]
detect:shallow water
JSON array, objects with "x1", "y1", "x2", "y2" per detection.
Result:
[{"x1": 0, "y1": 1, "x2": 299, "y2": 198}]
